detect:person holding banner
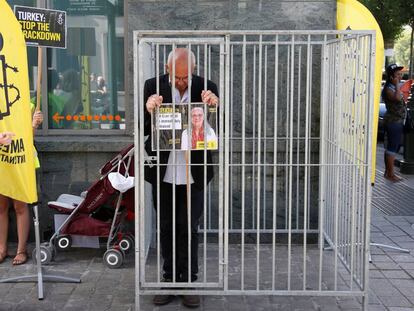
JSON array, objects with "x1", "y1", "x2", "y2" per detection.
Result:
[
  {"x1": 0, "y1": 112, "x2": 43, "y2": 265},
  {"x1": 144, "y1": 48, "x2": 218, "y2": 308},
  {"x1": 0, "y1": 0, "x2": 42, "y2": 267},
  {"x1": 0, "y1": 132, "x2": 15, "y2": 145}
]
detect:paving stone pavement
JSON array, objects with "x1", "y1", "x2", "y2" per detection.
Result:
[{"x1": 1, "y1": 145, "x2": 414, "y2": 311}]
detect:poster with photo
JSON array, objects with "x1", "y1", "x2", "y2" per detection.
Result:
[{"x1": 152, "y1": 102, "x2": 218, "y2": 151}]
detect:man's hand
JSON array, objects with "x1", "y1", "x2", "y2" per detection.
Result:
[
  {"x1": 32, "y1": 110, "x2": 43, "y2": 129},
  {"x1": 0, "y1": 132, "x2": 15, "y2": 145},
  {"x1": 201, "y1": 90, "x2": 219, "y2": 106},
  {"x1": 146, "y1": 95, "x2": 163, "y2": 113}
]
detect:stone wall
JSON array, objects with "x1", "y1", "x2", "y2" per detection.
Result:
[
  {"x1": 125, "y1": 0, "x2": 335, "y2": 132},
  {"x1": 126, "y1": 0, "x2": 336, "y2": 238}
]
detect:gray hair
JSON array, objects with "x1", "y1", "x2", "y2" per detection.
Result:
[
  {"x1": 191, "y1": 106, "x2": 204, "y2": 115},
  {"x1": 167, "y1": 48, "x2": 196, "y2": 67}
]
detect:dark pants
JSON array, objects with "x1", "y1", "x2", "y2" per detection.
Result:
[
  {"x1": 152, "y1": 182, "x2": 204, "y2": 282},
  {"x1": 385, "y1": 122, "x2": 403, "y2": 156}
]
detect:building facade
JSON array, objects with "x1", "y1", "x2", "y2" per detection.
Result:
[{"x1": 5, "y1": 0, "x2": 335, "y2": 240}]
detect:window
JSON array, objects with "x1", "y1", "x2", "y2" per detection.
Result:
[{"x1": 45, "y1": 0, "x2": 125, "y2": 131}]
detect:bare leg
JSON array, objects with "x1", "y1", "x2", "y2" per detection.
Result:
[
  {"x1": 12, "y1": 199, "x2": 29, "y2": 265},
  {"x1": 385, "y1": 154, "x2": 402, "y2": 182},
  {"x1": 0, "y1": 195, "x2": 10, "y2": 262}
]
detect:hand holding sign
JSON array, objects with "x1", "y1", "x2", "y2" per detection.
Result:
[
  {"x1": 0, "y1": 132, "x2": 15, "y2": 145},
  {"x1": 32, "y1": 110, "x2": 43, "y2": 129},
  {"x1": 146, "y1": 94, "x2": 163, "y2": 113}
]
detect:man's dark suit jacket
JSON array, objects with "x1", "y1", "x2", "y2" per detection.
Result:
[{"x1": 143, "y1": 74, "x2": 218, "y2": 190}]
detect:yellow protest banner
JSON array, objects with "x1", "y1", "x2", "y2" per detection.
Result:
[
  {"x1": 0, "y1": 1, "x2": 37, "y2": 203},
  {"x1": 337, "y1": 0, "x2": 385, "y2": 184}
]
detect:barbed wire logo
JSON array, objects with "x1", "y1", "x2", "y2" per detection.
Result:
[{"x1": 0, "y1": 33, "x2": 21, "y2": 120}]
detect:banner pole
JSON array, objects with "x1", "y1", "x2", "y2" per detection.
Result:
[
  {"x1": 33, "y1": 204, "x2": 44, "y2": 300},
  {"x1": 186, "y1": 151, "x2": 190, "y2": 202},
  {"x1": 36, "y1": 46, "x2": 43, "y2": 111}
]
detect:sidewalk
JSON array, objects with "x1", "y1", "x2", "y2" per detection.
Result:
[{"x1": 1, "y1": 145, "x2": 414, "y2": 311}]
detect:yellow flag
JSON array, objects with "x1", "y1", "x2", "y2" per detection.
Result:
[
  {"x1": 337, "y1": 0, "x2": 385, "y2": 184},
  {"x1": 0, "y1": 1, "x2": 37, "y2": 203}
]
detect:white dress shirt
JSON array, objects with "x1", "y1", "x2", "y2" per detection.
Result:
[{"x1": 163, "y1": 88, "x2": 194, "y2": 185}]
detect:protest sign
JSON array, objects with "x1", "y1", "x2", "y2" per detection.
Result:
[
  {"x1": 152, "y1": 103, "x2": 218, "y2": 151},
  {"x1": 14, "y1": 5, "x2": 66, "y2": 49}
]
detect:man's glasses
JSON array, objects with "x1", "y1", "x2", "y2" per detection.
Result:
[{"x1": 172, "y1": 76, "x2": 188, "y2": 82}]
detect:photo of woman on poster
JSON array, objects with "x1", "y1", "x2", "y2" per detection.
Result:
[{"x1": 181, "y1": 106, "x2": 217, "y2": 150}]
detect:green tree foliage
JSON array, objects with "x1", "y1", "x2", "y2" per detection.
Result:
[
  {"x1": 394, "y1": 28, "x2": 411, "y2": 68},
  {"x1": 399, "y1": 1, "x2": 414, "y2": 26},
  {"x1": 359, "y1": 0, "x2": 406, "y2": 46},
  {"x1": 398, "y1": 2, "x2": 414, "y2": 78}
]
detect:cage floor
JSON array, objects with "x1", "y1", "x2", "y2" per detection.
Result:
[{"x1": 142, "y1": 243, "x2": 363, "y2": 292}]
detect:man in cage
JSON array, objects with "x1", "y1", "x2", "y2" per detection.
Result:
[{"x1": 144, "y1": 47, "x2": 219, "y2": 307}]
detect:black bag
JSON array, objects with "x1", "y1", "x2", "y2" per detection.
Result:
[{"x1": 404, "y1": 108, "x2": 414, "y2": 132}]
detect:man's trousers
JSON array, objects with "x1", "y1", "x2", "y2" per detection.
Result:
[{"x1": 152, "y1": 182, "x2": 204, "y2": 282}]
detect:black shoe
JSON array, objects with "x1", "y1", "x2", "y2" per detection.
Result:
[
  {"x1": 152, "y1": 277, "x2": 175, "y2": 305},
  {"x1": 182, "y1": 294, "x2": 200, "y2": 308},
  {"x1": 153, "y1": 294, "x2": 174, "y2": 305}
]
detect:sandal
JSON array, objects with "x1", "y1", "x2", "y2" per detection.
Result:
[
  {"x1": 0, "y1": 250, "x2": 8, "y2": 264},
  {"x1": 12, "y1": 251, "x2": 28, "y2": 266}
]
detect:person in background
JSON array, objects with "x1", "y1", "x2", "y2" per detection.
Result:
[
  {"x1": 97, "y1": 76, "x2": 109, "y2": 113},
  {"x1": 0, "y1": 110, "x2": 43, "y2": 265},
  {"x1": 60, "y1": 69, "x2": 82, "y2": 128},
  {"x1": 46, "y1": 69, "x2": 66, "y2": 129},
  {"x1": 91, "y1": 75, "x2": 109, "y2": 115},
  {"x1": 97, "y1": 75, "x2": 108, "y2": 96},
  {"x1": 31, "y1": 69, "x2": 65, "y2": 129},
  {"x1": 90, "y1": 72, "x2": 98, "y2": 92},
  {"x1": 382, "y1": 63, "x2": 406, "y2": 182},
  {"x1": 60, "y1": 69, "x2": 82, "y2": 115}
]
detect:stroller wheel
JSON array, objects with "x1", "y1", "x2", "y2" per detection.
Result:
[
  {"x1": 57, "y1": 235, "x2": 72, "y2": 250},
  {"x1": 32, "y1": 245, "x2": 53, "y2": 265},
  {"x1": 119, "y1": 236, "x2": 133, "y2": 254},
  {"x1": 103, "y1": 248, "x2": 124, "y2": 269}
]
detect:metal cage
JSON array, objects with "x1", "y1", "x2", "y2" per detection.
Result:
[{"x1": 134, "y1": 30, "x2": 375, "y2": 310}]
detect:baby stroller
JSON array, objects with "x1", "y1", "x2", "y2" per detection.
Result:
[{"x1": 34, "y1": 144, "x2": 135, "y2": 269}]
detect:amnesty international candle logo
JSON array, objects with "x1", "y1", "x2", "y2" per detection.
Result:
[
  {"x1": 14, "y1": 6, "x2": 67, "y2": 49},
  {"x1": 0, "y1": 33, "x2": 21, "y2": 120}
]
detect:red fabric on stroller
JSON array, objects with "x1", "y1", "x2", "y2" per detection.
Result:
[
  {"x1": 63, "y1": 214, "x2": 112, "y2": 236},
  {"x1": 100, "y1": 144, "x2": 134, "y2": 177},
  {"x1": 48, "y1": 144, "x2": 135, "y2": 237},
  {"x1": 79, "y1": 178, "x2": 117, "y2": 214}
]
